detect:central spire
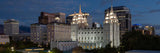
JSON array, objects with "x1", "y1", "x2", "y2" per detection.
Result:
[
  {"x1": 79, "y1": 5, "x2": 82, "y2": 14},
  {"x1": 110, "y1": 5, "x2": 113, "y2": 13},
  {"x1": 110, "y1": 0, "x2": 114, "y2": 14}
]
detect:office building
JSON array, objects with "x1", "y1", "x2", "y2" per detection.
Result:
[
  {"x1": 38, "y1": 12, "x2": 66, "y2": 24},
  {"x1": 30, "y1": 23, "x2": 47, "y2": 46},
  {"x1": 47, "y1": 22, "x2": 71, "y2": 43},
  {"x1": 4, "y1": 19, "x2": 19, "y2": 36}
]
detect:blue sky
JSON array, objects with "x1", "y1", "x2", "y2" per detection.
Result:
[{"x1": 0, "y1": 0, "x2": 160, "y2": 26}]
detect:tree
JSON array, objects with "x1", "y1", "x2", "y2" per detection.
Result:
[
  {"x1": 121, "y1": 30, "x2": 160, "y2": 50},
  {"x1": 72, "y1": 46, "x2": 84, "y2": 53},
  {"x1": 50, "y1": 48, "x2": 63, "y2": 53}
]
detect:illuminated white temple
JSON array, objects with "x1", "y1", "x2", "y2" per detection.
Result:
[
  {"x1": 104, "y1": 5, "x2": 120, "y2": 48},
  {"x1": 71, "y1": 5, "x2": 89, "y2": 28},
  {"x1": 71, "y1": 5, "x2": 120, "y2": 50}
]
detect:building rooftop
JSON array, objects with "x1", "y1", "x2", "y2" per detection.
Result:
[
  {"x1": 48, "y1": 22, "x2": 70, "y2": 25},
  {"x1": 4, "y1": 19, "x2": 19, "y2": 23}
]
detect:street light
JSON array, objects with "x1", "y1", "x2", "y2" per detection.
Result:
[
  {"x1": 48, "y1": 50, "x2": 51, "y2": 53},
  {"x1": 11, "y1": 47, "x2": 14, "y2": 52}
]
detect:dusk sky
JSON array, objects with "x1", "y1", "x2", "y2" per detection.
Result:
[{"x1": 0, "y1": 0, "x2": 160, "y2": 26}]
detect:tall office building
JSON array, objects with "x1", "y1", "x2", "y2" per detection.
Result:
[
  {"x1": 4, "y1": 19, "x2": 19, "y2": 36},
  {"x1": 105, "y1": 6, "x2": 131, "y2": 35},
  {"x1": 30, "y1": 23, "x2": 47, "y2": 46},
  {"x1": 31, "y1": 12, "x2": 67, "y2": 46},
  {"x1": 47, "y1": 22, "x2": 71, "y2": 43},
  {"x1": 38, "y1": 12, "x2": 66, "y2": 24}
]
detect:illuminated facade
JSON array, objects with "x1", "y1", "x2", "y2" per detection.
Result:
[
  {"x1": 105, "y1": 6, "x2": 131, "y2": 36},
  {"x1": 71, "y1": 5, "x2": 90, "y2": 28},
  {"x1": 104, "y1": 5, "x2": 120, "y2": 48},
  {"x1": 4, "y1": 19, "x2": 19, "y2": 36},
  {"x1": 77, "y1": 28, "x2": 108, "y2": 49},
  {"x1": 71, "y1": 5, "x2": 120, "y2": 49}
]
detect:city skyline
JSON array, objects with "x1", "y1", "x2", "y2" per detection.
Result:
[
  {"x1": 1, "y1": 0, "x2": 160, "y2": 26},
  {"x1": 1, "y1": 0, "x2": 160, "y2": 53}
]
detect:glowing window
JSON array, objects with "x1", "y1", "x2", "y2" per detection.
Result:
[
  {"x1": 105, "y1": 17, "x2": 109, "y2": 19},
  {"x1": 94, "y1": 46, "x2": 96, "y2": 48},
  {"x1": 105, "y1": 21, "x2": 108, "y2": 23},
  {"x1": 83, "y1": 46, "x2": 86, "y2": 48},
  {"x1": 90, "y1": 46, "x2": 92, "y2": 48},
  {"x1": 110, "y1": 16, "x2": 113, "y2": 18},
  {"x1": 87, "y1": 46, "x2": 89, "y2": 48}
]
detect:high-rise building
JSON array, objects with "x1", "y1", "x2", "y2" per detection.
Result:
[
  {"x1": 31, "y1": 12, "x2": 67, "y2": 47},
  {"x1": 105, "y1": 6, "x2": 131, "y2": 36},
  {"x1": 38, "y1": 12, "x2": 66, "y2": 24},
  {"x1": 69, "y1": 5, "x2": 92, "y2": 28},
  {"x1": 30, "y1": 23, "x2": 47, "y2": 46},
  {"x1": 4, "y1": 19, "x2": 19, "y2": 36},
  {"x1": 47, "y1": 22, "x2": 71, "y2": 42}
]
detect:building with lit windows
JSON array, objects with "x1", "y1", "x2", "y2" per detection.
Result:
[
  {"x1": 0, "y1": 33, "x2": 10, "y2": 45},
  {"x1": 77, "y1": 28, "x2": 108, "y2": 49},
  {"x1": 132, "y1": 24, "x2": 155, "y2": 35},
  {"x1": 47, "y1": 22, "x2": 71, "y2": 43},
  {"x1": 105, "y1": 6, "x2": 131, "y2": 36},
  {"x1": 39, "y1": 12, "x2": 66, "y2": 24},
  {"x1": 71, "y1": 5, "x2": 120, "y2": 49},
  {"x1": 31, "y1": 12, "x2": 66, "y2": 46},
  {"x1": 4, "y1": 19, "x2": 19, "y2": 36},
  {"x1": 30, "y1": 23, "x2": 47, "y2": 46}
]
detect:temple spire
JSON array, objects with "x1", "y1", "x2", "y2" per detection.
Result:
[
  {"x1": 110, "y1": 0, "x2": 114, "y2": 14},
  {"x1": 79, "y1": 5, "x2": 82, "y2": 14},
  {"x1": 110, "y1": 5, "x2": 114, "y2": 14}
]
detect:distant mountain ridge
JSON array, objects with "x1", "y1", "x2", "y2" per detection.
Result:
[{"x1": 0, "y1": 24, "x2": 30, "y2": 33}]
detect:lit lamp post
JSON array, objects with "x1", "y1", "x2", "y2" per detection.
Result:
[
  {"x1": 48, "y1": 50, "x2": 51, "y2": 53},
  {"x1": 11, "y1": 47, "x2": 14, "y2": 52}
]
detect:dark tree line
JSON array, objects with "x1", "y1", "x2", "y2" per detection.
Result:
[{"x1": 121, "y1": 30, "x2": 160, "y2": 51}]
